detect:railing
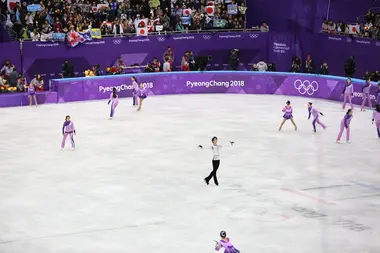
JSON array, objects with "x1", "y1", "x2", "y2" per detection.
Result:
[{"x1": 20, "y1": 28, "x2": 263, "y2": 42}]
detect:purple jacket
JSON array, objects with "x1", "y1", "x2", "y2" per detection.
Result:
[
  {"x1": 132, "y1": 81, "x2": 138, "y2": 95},
  {"x1": 308, "y1": 107, "x2": 322, "y2": 119},
  {"x1": 62, "y1": 121, "x2": 75, "y2": 134},
  {"x1": 342, "y1": 115, "x2": 352, "y2": 128},
  {"x1": 362, "y1": 81, "x2": 371, "y2": 93},
  {"x1": 342, "y1": 83, "x2": 353, "y2": 94},
  {"x1": 216, "y1": 238, "x2": 237, "y2": 252},
  {"x1": 282, "y1": 106, "x2": 292, "y2": 113},
  {"x1": 137, "y1": 87, "x2": 146, "y2": 97}
]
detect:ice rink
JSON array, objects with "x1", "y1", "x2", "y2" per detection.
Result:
[{"x1": 0, "y1": 94, "x2": 379, "y2": 253}]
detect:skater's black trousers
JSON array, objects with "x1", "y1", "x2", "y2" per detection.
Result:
[{"x1": 205, "y1": 160, "x2": 220, "y2": 185}]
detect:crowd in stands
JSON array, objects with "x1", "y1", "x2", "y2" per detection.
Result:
[
  {"x1": 2, "y1": 0, "x2": 247, "y2": 40},
  {"x1": 321, "y1": 10, "x2": 380, "y2": 39}
]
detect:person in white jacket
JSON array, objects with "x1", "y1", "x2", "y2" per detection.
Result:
[
  {"x1": 113, "y1": 20, "x2": 124, "y2": 35},
  {"x1": 256, "y1": 59, "x2": 268, "y2": 71}
]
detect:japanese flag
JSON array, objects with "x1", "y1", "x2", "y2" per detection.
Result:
[
  {"x1": 153, "y1": 18, "x2": 160, "y2": 25},
  {"x1": 205, "y1": 6, "x2": 214, "y2": 16},
  {"x1": 91, "y1": 6, "x2": 98, "y2": 12},
  {"x1": 136, "y1": 27, "x2": 148, "y2": 36},
  {"x1": 348, "y1": 24, "x2": 360, "y2": 34},
  {"x1": 134, "y1": 18, "x2": 148, "y2": 29},
  {"x1": 7, "y1": 0, "x2": 20, "y2": 13},
  {"x1": 183, "y1": 8, "x2": 192, "y2": 16}
]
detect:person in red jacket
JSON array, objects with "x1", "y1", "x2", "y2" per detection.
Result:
[{"x1": 152, "y1": 57, "x2": 161, "y2": 72}]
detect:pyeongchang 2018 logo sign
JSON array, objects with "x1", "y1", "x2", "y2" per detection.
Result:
[
  {"x1": 99, "y1": 82, "x2": 154, "y2": 93},
  {"x1": 294, "y1": 79, "x2": 318, "y2": 95}
]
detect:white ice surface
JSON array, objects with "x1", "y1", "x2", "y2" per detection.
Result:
[{"x1": 0, "y1": 94, "x2": 379, "y2": 253}]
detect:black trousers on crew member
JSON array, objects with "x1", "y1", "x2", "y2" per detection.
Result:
[{"x1": 205, "y1": 160, "x2": 220, "y2": 185}]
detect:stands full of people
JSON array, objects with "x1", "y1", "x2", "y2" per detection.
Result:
[
  {"x1": 321, "y1": 9, "x2": 380, "y2": 39},
  {"x1": 1, "y1": 0, "x2": 248, "y2": 40}
]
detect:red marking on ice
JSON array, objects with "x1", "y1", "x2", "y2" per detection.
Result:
[{"x1": 281, "y1": 188, "x2": 336, "y2": 205}]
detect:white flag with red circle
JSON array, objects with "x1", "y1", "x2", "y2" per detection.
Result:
[
  {"x1": 183, "y1": 8, "x2": 192, "y2": 16},
  {"x1": 134, "y1": 18, "x2": 148, "y2": 29},
  {"x1": 348, "y1": 24, "x2": 360, "y2": 34},
  {"x1": 7, "y1": 0, "x2": 20, "y2": 13},
  {"x1": 153, "y1": 18, "x2": 160, "y2": 25},
  {"x1": 205, "y1": 6, "x2": 214, "y2": 16},
  {"x1": 137, "y1": 27, "x2": 148, "y2": 36}
]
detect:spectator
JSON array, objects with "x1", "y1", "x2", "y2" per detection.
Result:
[
  {"x1": 188, "y1": 51, "x2": 196, "y2": 71},
  {"x1": 364, "y1": 71, "x2": 371, "y2": 80},
  {"x1": 152, "y1": 57, "x2": 161, "y2": 72},
  {"x1": 304, "y1": 55, "x2": 314, "y2": 73},
  {"x1": 163, "y1": 57, "x2": 171, "y2": 72},
  {"x1": 5, "y1": 12, "x2": 13, "y2": 29},
  {"x1": 31, "y1": 74, "x2": 44, "y2": 91},
  {"x1": 327, "y1": 20, "x2": 336, "y2": 34},
  {"x1": 117, "y1": 57, "x2": 126, "y2": 69},
  {"x1": 8, "y1": 68, "x2": 19, "y2": 87},
  {"x1": 163, "y1": 46, "x2": 174, "y2": 63},
  {"x1": 0, "y1": 60, "x2": 14, "y2": 80},
  {"x1": 54, "y1": 18, "x2": 63, "y2": 32},
  {"x1": 260, "y1": 21, "x2": 269, "y2": 32},
  {"x1": 344, "y1": 56, "x2": 356, "y2": 77},
  {"x1": 0, "y1": 75, "x2": 6, "y2": 88},
  {"x1": 17, "y1": 74, "x2": 27, "y2": 92},
  {"x1": 371, "y1": 71, "x2": 380, "y2": 82},
  {"x1": 228, "y1": 49, "x2": 239, "y2": 70},
  {"x1": 93, "y1": 65, "x2": 101, "y2": 76},
  {"x1": 251, "y1": 64, "x2": 258, "y2": 71},
  {"x1": 113, "y1": 20, "x2": 124, "y2": 35},
  {"x1": 176, "y1": 19, "x2": 185, "y2": 31},
  {"x1": 290, "y1": 56, "x2": 301, "y2": 73},
  {"x1": 267, "y1": 63, "x2": 276, "y2": 72},
  {"x1": 322, "y1": 20, "x2": 329, "y2": 32},
  {"x1": 238, "y1": 3, "x2": 247, "y2": 15},
  {"x1": 256, "y1": 59, "x2": 268, "y2": 72},
  {"x1": 30, "y1": 28, "x2": 41, "y2": 41},
  {"x1": 320, "y1": 63, "x2": 329, "y2": 75},
  {"x1": 181, "y1": 51, "x2": 190, "y2": 71},
  {"x1": 62, "y1": 60, "x2": 74, "y2": 78}
]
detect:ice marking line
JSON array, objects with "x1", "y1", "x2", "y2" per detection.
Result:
[
  {"x1": 0, "y1": 220, "x2": 165, "y2": 245},
  {"x1": 301, "y1": 184, "x2": 350, "y2": 191},
  {"x1": 281, "y1": 188, "x2": 336, "y2": 205},
  {"x1": 337, "y1": 193, "x2": 380, "y2": 200},
  {"x1": 349, "y1": 180, "x2": 380, "y2": 191}
]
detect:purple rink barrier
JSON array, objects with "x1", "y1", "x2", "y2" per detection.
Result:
[
  {"x1": 50, "y1": 71, "x2": 379, "y2": 106},
  {"x1": 0, "y1": 91, "x2": 58, "y2": 108}
]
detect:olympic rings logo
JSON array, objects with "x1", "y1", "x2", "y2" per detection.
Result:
[
  {"x1": 294, "y1": 79, "x2": 318, "y2": 95},
  {"x1": 203, "y1": 35, "x2": 211, "y2": 40},
  {"x1": 113, "y1": 39, "x2": 122, "y2": 44},
  {"x1": 157, "y1": 37, "x2": 166, "y2": 42},
  {"x1": 249, "y1": 34, "x2": 259, "y2": 39}
]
